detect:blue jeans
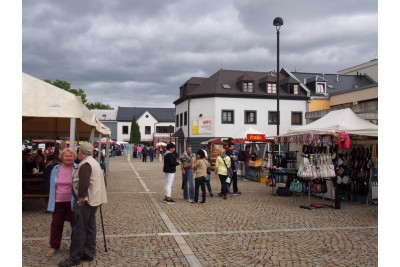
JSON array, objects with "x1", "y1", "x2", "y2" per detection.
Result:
[
  {"x1": 218, "y1": 174, "x2": 230, "y2": 196},
  {"x1": 182, "y1": 169, "x2": 195, "y2": 200}
]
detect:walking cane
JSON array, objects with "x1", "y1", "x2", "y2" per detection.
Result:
[{"x1": 99, "y1": 205, "x2": 108, "y2": 252}]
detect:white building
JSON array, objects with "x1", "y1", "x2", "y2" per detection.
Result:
[{"x1": 173, "y1": 69, "x2": 309, "y2": 154}]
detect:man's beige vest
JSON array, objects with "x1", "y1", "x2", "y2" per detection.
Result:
[{"x1": 73, "y1": 155, "x2": 107, "y2": 206}]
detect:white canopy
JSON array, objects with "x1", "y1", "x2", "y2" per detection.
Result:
[
  {"x1": 286, "y1": 108, "x2": 378, "y2": 137},
  {"x1": 22, "y1": 72, "x2": 111, "y2": 137}
]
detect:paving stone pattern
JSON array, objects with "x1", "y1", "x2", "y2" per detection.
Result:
[{"x1": 22, "y1": 156, "x2": 378, "y2": 266}]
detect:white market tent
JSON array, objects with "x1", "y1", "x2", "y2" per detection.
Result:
[
  {"x1": 22, "y1": 72, "x2": 111, "y2": 146},
  {"x1": 286, "y1": 108, "x2": 378, "y2": 137}
]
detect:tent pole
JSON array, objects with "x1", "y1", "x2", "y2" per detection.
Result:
[{"x1": 69, "y1": 118, "x2": 76, "y2": 150}]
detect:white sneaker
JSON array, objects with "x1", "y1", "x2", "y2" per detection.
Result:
[
  {"x1": 243, "y1": 178, "x2": 249, "y2": 182},
  {"x1": 187, "y1": 199, "x2": 194, "y2": 203}
]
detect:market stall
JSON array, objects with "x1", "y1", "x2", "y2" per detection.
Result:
[
  {"x1": 273, "y1": 108, "x2": 378, "y2": 209},
  {"x1": 201, "y1": 138, "x2": 227, "y2": 170},
  {"x1": 232, "y1": 127, "x2": 275, "y2": 182}
]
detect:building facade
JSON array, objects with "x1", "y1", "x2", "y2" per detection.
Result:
[{"x1": 173, "y1": 69, "x2": 309, "y2": 153}]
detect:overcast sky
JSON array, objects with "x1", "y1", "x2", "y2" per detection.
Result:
[{"x1": 22, "y1": 0, "x2": 378, "y2": 109}]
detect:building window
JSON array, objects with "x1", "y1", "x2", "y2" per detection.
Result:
[
  {"x1": 122, "y1": 126, "x2": 129, "y2": 134},
  {"x1": 179, "y1": 113, "x2": 183, "y2": 127},
  {"x1": 243, "y1": 82, "x2": 254, "y2": 92},
  {"x1": 184, "y1": 111, "x2": 188, "y2": 126},
  {"x1": 268, "y1": 111, "x2": 279, "y2": 125},
  {"x1": 316, "y1": 83, "x2": 326, "y2": 94},
  {"x1": 245, "y1": 110, "x2": 257, "y2": 124},
  {"x1": 176, "y1": 115, "x2": 179, "y2": 127},
  {"x1": 291, "y1": 112, "x2": 302, "y2": 125},
  {"x1": 222, "y1": 110, "x2": 234, "y2": 124},
  {"x1": 290, "y1": 84, "x2": 299, "y2": 95},
  {"x1": 145, "y1": 126, "x2": 151, "y2": 135},
  {"x1": 267, "y1": 83, "x2": 276, "y2": 94}
]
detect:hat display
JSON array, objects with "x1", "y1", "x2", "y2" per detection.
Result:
[{"x1": 79, "y1": 142, "x2": 94, "y2": 155}]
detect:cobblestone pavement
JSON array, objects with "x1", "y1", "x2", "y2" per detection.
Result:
[{"x1": 22, "y1": 155, "x2": 378, "y2": 267}]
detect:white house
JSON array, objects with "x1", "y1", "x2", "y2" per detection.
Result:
[{"x1": 173, "y1": 69, "x2": 309, "y2": 153}]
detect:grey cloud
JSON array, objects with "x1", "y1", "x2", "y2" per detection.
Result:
[{"x1": 22, "y1": 0, "x2": 378, "y2": 109}]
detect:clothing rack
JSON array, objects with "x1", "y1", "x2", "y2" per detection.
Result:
[{"x1": 300, "y1": 178, "x2": 335, "y2": 210}]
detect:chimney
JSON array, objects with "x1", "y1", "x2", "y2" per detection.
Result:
[
  {"x1": 336, "y1": 74, "x2": 339, "y2": 82},
  {"x1": 304, "y1": 78, "x2": 306, "y2": 84}
]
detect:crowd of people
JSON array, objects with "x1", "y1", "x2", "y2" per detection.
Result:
[
  {"x1": 161, "y1": 141, "x2": 247, "y2": 204},
  {"x1": 133, "y1": 144, "x2": 160, "y2": 162}
]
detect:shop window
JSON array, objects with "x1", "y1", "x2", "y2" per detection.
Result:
[
  {"x1": 243, "y1": 82, "x2": 254, "y2": 92},
  {"x1": 291, "y1": 112, "x2": 302, "y2": 125},
  {"x1": 122, "y1": 125, "x2": 128, "y2": 134},
  {"x1": 268, "y1": 111, "x2": 279, "y2": 125},
  {"x1": 222, "y1": 110, "x2": 234, "y2": 124},
  {"x1": 290, "y1": 84, "x2": 299, "y2": 95},
  {"x1": 267, "y1": 83, "x2": 276, "y2": 94},
  {"x1": 245, "y1": 110, "x2": 257, "y2": 124},
  {"x1": 145, "y1": 126, "x2": 151, "y2": 135}
]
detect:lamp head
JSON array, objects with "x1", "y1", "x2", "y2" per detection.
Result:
[{"x1": 273, "y1": 17, "x2": 283, "y2": 29}]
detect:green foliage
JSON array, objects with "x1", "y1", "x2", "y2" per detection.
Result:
[
  {"x1": 130, "y1": 116, "x2": 141, "y2": 144},
  {"x1": 44, "y1": 79, "x2": 113, "y2": 109},
  {"x1": 86, "y1": 102, "x2": 113, "y2": 110}
]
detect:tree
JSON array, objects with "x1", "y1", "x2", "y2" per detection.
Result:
[
  {"x1": 44, "y1": 79, "x2": 113, "y2": 109},
  {"x1": 86, "y1": 102, "x2": 113, "y2": 110},
  {"x1": 130, "y1": 115, "x2": 141, "y2": 144}
]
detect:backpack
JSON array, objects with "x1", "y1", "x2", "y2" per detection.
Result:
[{"x1": 238, "y1": 150, "x2": 245, "y2": 161}]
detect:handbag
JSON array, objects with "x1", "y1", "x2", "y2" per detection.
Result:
[
  {"x1": 222, "y1": 157, "x2": 233, "y2": 178},
  {"x1": 289, "y1": 180, "x2": 302, "y2": 193}
]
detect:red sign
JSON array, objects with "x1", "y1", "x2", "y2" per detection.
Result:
[{"x1": 246, "y1": 134, "x2": 265, "y2": 141}]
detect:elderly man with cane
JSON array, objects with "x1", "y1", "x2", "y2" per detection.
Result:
[{"x1": 59, "y1": 142, "x2": 107, "y2": 267}]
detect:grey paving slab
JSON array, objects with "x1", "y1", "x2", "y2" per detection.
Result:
[{"x1": 22, "y1": 156, "x2": 378, "y2": 266}]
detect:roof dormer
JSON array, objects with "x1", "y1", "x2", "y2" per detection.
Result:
[
  {"x1": 236, "y1": 74, "x2": 255, "y2": 93},
  {"x1": 305, "y1": 75, "x2": 328, "y2": 94}
]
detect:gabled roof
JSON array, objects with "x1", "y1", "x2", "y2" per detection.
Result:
[{"x1": 116, "y1": 107, "x2": 175, "y2": 122}]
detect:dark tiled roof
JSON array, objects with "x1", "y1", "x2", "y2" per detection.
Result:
[
  {"x1": 174, "y1": 69, "x2": 307, "y2": 104},
  {"x1": 290, "y1": 71, "x2": 377, "y2": 96},
  {"x1": 116, "y1": 107, "x2": 175, "y2": 122}
]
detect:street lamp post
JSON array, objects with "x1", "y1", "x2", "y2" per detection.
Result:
[{"x1": 273, "y1": 17, "x2": 283, "y2": 136}]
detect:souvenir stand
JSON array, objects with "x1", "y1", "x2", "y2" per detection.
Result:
[
  {"x1": 201, "y1": 138, "x2": 227, "y2": 171},
  {"x1": 232, "y1": 127, "x2": 274, "y2": 182},
  {"x1": 274, "y1": 108, "x2": 378, "y2": 209}
]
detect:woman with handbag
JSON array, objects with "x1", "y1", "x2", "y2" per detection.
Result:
[
  {"x1": 192, "y1": 150, "x2": 208, "y2": 204},
  {"x1": 214, "y1": 148, "x2": 231, "y2": 199}
]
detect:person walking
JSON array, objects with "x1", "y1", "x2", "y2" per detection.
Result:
[
  {"x1": 148, "y1": 146, "x2": 155, "y2": 162},
  {"x1": 192, "y1": 150, "x2": 208, "y2": 204},
  {"x1": 226, "y1": 142, "x2": 242, "y2": 195},
  {"x1": 137, "y1": 145, "x2": 143, "y2": 159},
  {"x1": 142, "y1": 145, "x2": 148, "y2": 162},
  {"x1": 162, "y1": 143, "x2": 182, "y2": 203},
  {"x1": 214, "y1": 148, "x2": 231, "y2": 199},
  {"x1": 180, "y1": 144, "x2": 196, "y2": 203},
  {"x1": 58, "y1": 142, "x2": 107, "y2": 267},
  {"x1": 46, "y1": 148, "x2": 77, "y2": 257}
]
